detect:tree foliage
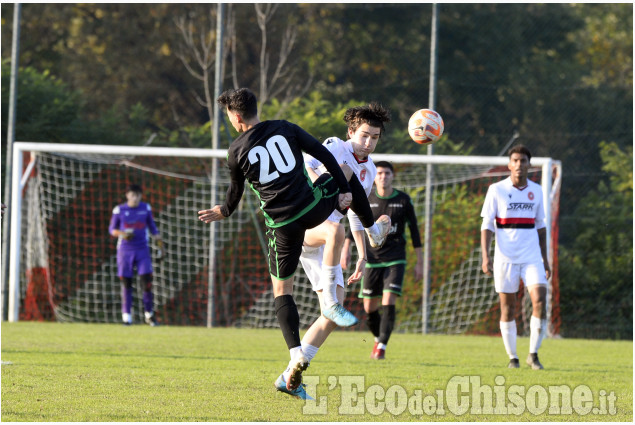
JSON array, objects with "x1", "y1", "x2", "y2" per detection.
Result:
[{"x1": 558, "y1": 142, "x2": 633, "y2": 339}]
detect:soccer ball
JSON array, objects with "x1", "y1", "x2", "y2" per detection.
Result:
[{"x1": 408, "y1": 109, "x2": 444, "y2": 145}]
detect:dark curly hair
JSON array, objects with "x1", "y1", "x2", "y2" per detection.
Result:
[
  {"x1": 344, "y1": 102, "x2": 391, "y2": 135},
  {"x1": 217, "y1": 88, "x2": 258, "y2": 119}
]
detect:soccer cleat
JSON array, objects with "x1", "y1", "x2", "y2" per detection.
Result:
[
  {"x1": 286, "y1": 354, "x2": 310, "y2": 391},
  {"x1": 371, "y1": 346, "x2": 386, "y2": 360},
  {"x1": 508, "y1": 358, "x2": 520, "y2": 368},
  {"x1": 323, "y1": 303, "x2": 359, "y2": 327},
  {"x1": 274, "y1": 374, "x2": 314, "y2": 400},
  {"x1": 526, "y1": 353, "x2": 544, "y2": 370},
  {"x1": 370, "y1": 341, "x2": 378, "y2": 359},
  {"x1": 144, "y1": 311, "x2": 159, "y2": 326},
  {"x1": 366, "y1": 215, "x2": 391, "y2": 248},
  {"x1": 122, "y1": 312, "x2": 132, "y2": 326}
]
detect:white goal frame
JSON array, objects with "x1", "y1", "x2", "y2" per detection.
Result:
[{"x1": 4, "y1": 142, "x2": 562, "y2": 330}]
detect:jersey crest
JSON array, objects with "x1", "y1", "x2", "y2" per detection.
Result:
[{"x1": 360, "y1": 169, "x2": 367, "y2": 182}]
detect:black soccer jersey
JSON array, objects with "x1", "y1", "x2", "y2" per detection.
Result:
[
  {"x1": 366, "y1": 189, "x2": 422, "y2": 265},
  {"x1": 220, "y1": 120, "x2": 351, "y2": 228}
]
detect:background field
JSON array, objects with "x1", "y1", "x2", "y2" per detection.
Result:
[{"x1": 1, "y1": 322, "x2": 632, "y2": 422}]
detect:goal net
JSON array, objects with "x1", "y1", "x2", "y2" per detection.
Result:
[{"x1": 6, "y1": 142, "x2": 561, "y2": 336}]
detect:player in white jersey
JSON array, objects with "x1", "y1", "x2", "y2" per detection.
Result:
[
  {"x1": 481, "y1": 145, "x2": 551, "y2": 370},
  {"x1": 298, "y1": 103, "x2": 392, "y2": 376}
]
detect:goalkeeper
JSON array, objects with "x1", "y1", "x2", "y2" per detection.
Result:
[{"x1": 109, "y1": 184, "x2": 163, "y2": 326}]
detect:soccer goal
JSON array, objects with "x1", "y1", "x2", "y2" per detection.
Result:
[{"x1": 4, "y1": 142, "x2": 561, "y2": 337}]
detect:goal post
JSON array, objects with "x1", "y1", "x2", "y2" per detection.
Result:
[{"x1": 5, "y1": 142, "x2": 561, "y2": 337}]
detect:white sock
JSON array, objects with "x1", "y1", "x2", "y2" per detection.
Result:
[
  {"x1": 289, "y1": 346, "x2": 303, "y2": 360},
  {"x1": 301, "y1": 343, "x2": 319, "y2": 363},
  {"x1": 283, "y1": 346, "x2": 304, "y2": 382},
  {"x1": 500, "y1": 320, "x2": 518, "y2": 359},
  {"x1": 529, "y1": 316, "x2": 548, "y2": 353},
  {"x1": 320, "y1": 265, "x2": 340, "y2": 308},
  {"x1": 122, "y1": 313, "x2": 132, "y2": 323},
  {"x1": 377, "y1": 343, "x2": 387, "y2": 350},
  {"x1": 366, "y1": 223, "x2": 380, "y2": 235}
]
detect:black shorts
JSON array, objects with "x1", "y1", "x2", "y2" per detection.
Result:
[
  {"x1": 266, "y1": 174, "x2": 340, "y2": 280},
  {"x1": 358, "y1": 263, "x2": 406, "y2": 298}
]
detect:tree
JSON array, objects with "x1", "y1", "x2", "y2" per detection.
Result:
[{"x1": 558, "y1": 142, "x2": 633, "y2": 339}]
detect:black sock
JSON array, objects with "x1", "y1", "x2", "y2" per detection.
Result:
[
  {"x1": 366, "y1": 309, "x2": 381, "y2": 338},
  {"x1": 274, "y1": 295, "x2": 301, "y2": 350},
  {"x1": 348, "y1": 174, "x2": 375, "y2": 228},
  {"x1": 378, "y1": 305, "x2": 396, "y2": 345}
]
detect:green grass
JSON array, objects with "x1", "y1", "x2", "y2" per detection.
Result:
[{"x1": 1, "y1": 322, "x2": 632, "y2": 421}]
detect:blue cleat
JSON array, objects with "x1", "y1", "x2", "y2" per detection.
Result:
[
  {"x1": 323, "y1": 303, "x2": 359, "y2": 327},
  {"x1": 275, "y1": 374, "x2": 314, "y2": 400}
]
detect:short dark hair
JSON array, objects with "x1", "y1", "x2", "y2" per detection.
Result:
[
  {"x1": 374, "y1": 161, "x2": 394, "y2": 172},
  {"x1": 508, "y1": 144, "x2": 532, "y2": 162},
  {"x1": 126, "y1": 184, "x2": 143, "y2": 194},
  {"x1": 217, "y1": 88, "x2": 258, "y2": 119},
  {"x1": 344, "y1": 102, "x2": 391, "y2": 135}
]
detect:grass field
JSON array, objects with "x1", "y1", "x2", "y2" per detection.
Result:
[{"x1": 1, "y1": 322, "x2": 632, "y2": 422}]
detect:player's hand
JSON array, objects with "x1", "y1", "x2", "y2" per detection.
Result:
[
  {"x1": 198, "y1": 205, "x2": 226, "y2": 223},
  {"x1": 347, "y1": 257, "x2": 366, "y2": 285},
  {"x1": 338, "y1": 192, "x2": 352, "y2": 210},
  {"x1": 120, "y1": 230, "x2": 134, "y2": 240},
  {"x1": 482, "y1": 256, "x2": 493, "y2": 276}
]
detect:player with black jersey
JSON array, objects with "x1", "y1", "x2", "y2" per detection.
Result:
[
  {"x1": 342, "y1": 161, "x2": 423, "y2": 360},
  {"x1": 198, "y1": 88, "x2": 375, "y2": 400}
]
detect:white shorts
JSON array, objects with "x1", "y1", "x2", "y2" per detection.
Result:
[{"x1": 493, "y1": 261, "x2": 548, "y2": 293}]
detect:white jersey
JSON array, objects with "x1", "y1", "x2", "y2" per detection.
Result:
[
  {"x1": 480, "y1": 177, "x2": 546, "y2": 264},
  {"x1": 305, "y1": 136, "x2": 376, "y2": 230}
]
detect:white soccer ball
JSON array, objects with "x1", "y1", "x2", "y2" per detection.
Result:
[{"x1": 408, "y1": 109, "x2": 444, "y2": 145}]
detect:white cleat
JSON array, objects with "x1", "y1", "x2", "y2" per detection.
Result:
[{"x1": 366, "y1": 215, "x2": 391, "y2": 248}]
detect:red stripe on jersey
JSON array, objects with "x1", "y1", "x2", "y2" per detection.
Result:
[{"x1": 496, "y1": 217, "x2": 535, "y2": 225}]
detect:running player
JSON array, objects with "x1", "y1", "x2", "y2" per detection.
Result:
[
  {"x1": 342, "y1": 160, "x2": 423, "y2": 360},
  {"x1": 481, "y1": 145, "x2": 551, "y2": 370},
  {"x1": 298, "y1": 103, "x2": 392, "y2": 372},
  {"x1": 109, "y1": 184, "x2": 163, "y2": 326},
  {"x1": 197, "y1": 88, "x2": 385, "y2": 400}
]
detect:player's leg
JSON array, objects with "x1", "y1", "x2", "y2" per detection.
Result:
[
  {"x1": 117, "y1": 250, "x2": 134, "y2": 325},
  {"x1": 499, "y1": 293, "x2": 519, "y2": 367},
  {"x1": 300, "y1": 175, "x2": 358, "y2": 327},
  {"x1": 359, "y1": 266, "x2": 382, "y2": 357},
  {"x1": 375, "y1": 264, "x2": 404, "y2": 359},
  {"x1": 266, "y1": 223, "x2": 311, "y2": 397},
  {"x1": 495, "y1": 261, "x2": 521, "y2": 368},
  {"x1": 137, "y1": 250, "x2": 158, "y2": 326},
  {"x1": 525, "y1": 262, "x2": 548, "y2": 369},
  {"x1": 300, "y1": 285, "x2": 345, "y2": 363}
]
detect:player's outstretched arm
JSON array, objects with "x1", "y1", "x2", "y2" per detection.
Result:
[{"x1": 198, "y1": 205, "x2": 227, "y2": 223}]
